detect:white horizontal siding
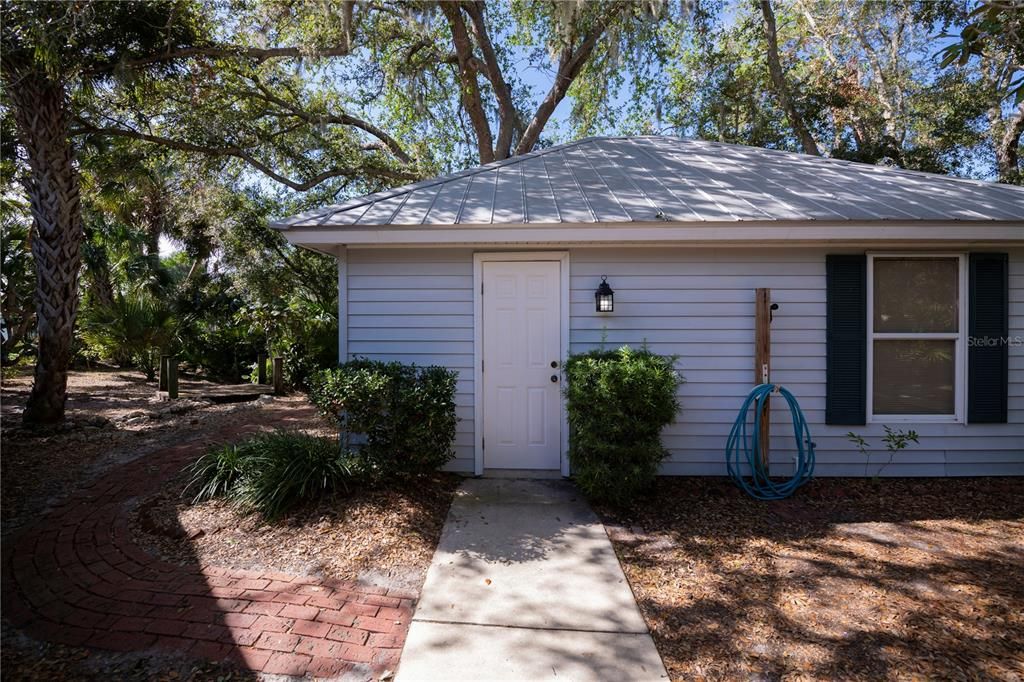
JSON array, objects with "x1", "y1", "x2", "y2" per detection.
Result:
[
  {"x1": 346, "y1": 248, "x2": 476, "y2": 472},
  {"x1": 344, "y1": 245, "x2": 1023, "y2": 476},
  {"x1": 570, "y1": 246, "x2": 1024, "y2": 477}
]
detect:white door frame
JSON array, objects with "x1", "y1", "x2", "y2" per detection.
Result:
[{"x1": 473, "y1": 251, "x2": 570, "y2": 477}]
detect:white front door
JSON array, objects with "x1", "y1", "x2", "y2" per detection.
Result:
[{"x1": 481, "y1": 260, "x2": 562, "y2": 470}]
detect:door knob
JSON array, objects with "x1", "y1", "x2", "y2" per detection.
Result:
[{"x1": 550, "y1": 375, "x2": 558, "y2": 383}]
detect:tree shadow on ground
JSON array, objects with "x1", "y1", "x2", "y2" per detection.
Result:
[{"x1": 598, "y1": 477, "x2": 1024, "y2": 681}]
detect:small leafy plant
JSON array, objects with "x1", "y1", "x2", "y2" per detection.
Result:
[
  {"x1": 564, "y1": 346, "x2": 682, "y2": 506},
  {"x1": 847, "y1": 426, "x2": 920, "y2": 478}
]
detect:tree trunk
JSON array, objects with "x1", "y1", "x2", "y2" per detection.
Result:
[
  {"x1": 759, "y1": 0, "x2": 821, "y2": 156},
  {"x1": 9, "y1": 76, "x2": 83, "y2": 425},
  {"x1": 995, "y1": 101, "x2": 1024, "y2": 184},
  {"x1": 440, "y1": 3, "x2": 495, "y2": 164}
]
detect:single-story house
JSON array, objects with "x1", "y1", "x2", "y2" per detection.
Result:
[{"x1": 274, "y1": 136, "x2": 1024, "y2": 477}]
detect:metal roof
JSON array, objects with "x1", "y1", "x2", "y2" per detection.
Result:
[{"x1": 271, "y1": 136, "x2": 1024, "y2": 229}]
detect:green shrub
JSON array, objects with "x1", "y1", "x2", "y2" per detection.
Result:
[
  {"x1": 564, "y1": 346, "x2": 682, "y2": 506},
  {"x1": 184, "y1": 430, "x2": 352, "y2": 519},
  {"x1": 185, "y1": 443, "x2": 252, "y2": 504},
  {"x1": 308, "y1": 359, "x2": 458, "y2": 476},
  {"x1": 231, "y1": 431, "x2": 352, "y2": 519}
]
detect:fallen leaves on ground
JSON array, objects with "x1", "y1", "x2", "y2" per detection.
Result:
[
  {"x1": 597, "y1": 477, "x2": 1024, "y2": 682},
  {"x1": 1, "y1": 369, "x2": 271, "y2": 533},
  {"x1": 132, "y1": 469, "x2": 461, "y2": 590}
]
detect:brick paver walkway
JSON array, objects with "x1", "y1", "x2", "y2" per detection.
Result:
[{"x1": 2, "y1": 404, "x2": 411, "y2": 679}]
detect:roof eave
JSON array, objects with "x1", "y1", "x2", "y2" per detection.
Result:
[{"x1": 279, "y1": 220, "x2": 1024, "y2": 249}]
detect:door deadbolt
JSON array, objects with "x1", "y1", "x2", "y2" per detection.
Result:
[{"x1": 550, "y1": 361, "x2": 558, "y2": 368}]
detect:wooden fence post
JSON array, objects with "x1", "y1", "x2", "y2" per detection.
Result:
[
  {"x1": 754, "y1": 288, "x2": 771, "y2": 475},
  {"x1": 257, "y1": 353, "x2": 267, "y2": 385},
  {"x1": 167, "y1": 358, "x2": 179, "y2": 400},
  {"x1": 159, "y1": 355, "x2": 170, "y2": 391},
  {"x1": 273, "y1": 357, "x2": 284, "y2": 395}
]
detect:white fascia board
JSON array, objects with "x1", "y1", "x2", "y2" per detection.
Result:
[{"x1": 280, "y1": 221, "x2": 1024, "y2": 249}]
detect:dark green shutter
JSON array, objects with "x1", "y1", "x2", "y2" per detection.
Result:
[
  {"x1": 968, "y1": 253, "x2": 1009, "y2": 423},
  {"x1": 826, "y1": 254, "x2": 867, "y2": 425}
]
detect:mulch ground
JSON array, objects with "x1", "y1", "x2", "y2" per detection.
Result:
[
  {"x1": 598, "y1": 477, "x2": 1024, "y2": 682},
  {"x1": 133, "y1": 471, "x2": 460, "y2": 593},
  {"x1": 1, "y1": 371, "x2": 460, "y2": 681}
]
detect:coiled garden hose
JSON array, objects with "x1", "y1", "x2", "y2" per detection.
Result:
[{"x1": 726, "y1": 383, "x2": 815, "y2": 500}]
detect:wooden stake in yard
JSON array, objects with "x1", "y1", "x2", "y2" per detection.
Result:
[
  {"x1": 159, "y1": 355, "x2": 170, "y2": 392},
  {"x1": 273, "y1": 357, "x2": 284, "y2": 396},
  {"x1": 167, "y1": 358, "x2": 179, "y2": 400},
  {"x1": 754, "y1": 288, "x2": 771, "y2": 475},
  {"x1": 257, "y1": 353, "x2": 267, "y2": 385}
]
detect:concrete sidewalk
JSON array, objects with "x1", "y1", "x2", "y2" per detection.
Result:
[{"x1": 395, "y1": 479, "x2": 667, "y2": 681}]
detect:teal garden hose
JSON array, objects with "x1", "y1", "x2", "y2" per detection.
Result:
[{"x1": 726, "y1": 383, "x2": 815, "y2": 500}]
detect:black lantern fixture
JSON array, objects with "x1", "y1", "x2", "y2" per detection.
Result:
[{"x1": 595, "y1": 276, "x2": 614, "y2": 313}]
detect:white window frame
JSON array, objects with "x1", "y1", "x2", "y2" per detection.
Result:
[{"x1": 866, "y1": 252, "x2": 967, "y2": 424}]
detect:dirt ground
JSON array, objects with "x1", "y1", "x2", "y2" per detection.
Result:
[
  {"x1": 1, "y1": 369, "x2": 269, "y2": 535},
  {"x1": 599, "y1": 477, "x2": 1024, "y2": 682}
]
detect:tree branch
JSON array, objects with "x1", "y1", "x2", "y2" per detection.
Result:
[
  {"x1": 516, "y1": 7, "x2": 624, "y2": 156},
  {"x1": 440, "y1": 3, "x2": 495, "y2": 163},
  {"x1": 85, "y1": 44, "x2": 355, "y2": 75},
  {"x1": 243, "y1": 78, "x2": 412, "y2": 164},
  {"x1": 997, "y1": 100, "x2": 1024, "y2": 183},
  {"x1": 463, "y1": 1, "x2": 520, "y2": 159},
  {"x1": 72, "y1": 122, "x2": 419, "y2": 191},
  {"x1": 759, "y1": 0, "x2": 821, "y2": 155}
]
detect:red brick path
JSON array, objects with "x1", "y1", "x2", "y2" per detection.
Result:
[{"x1": 1, "y1": 405, "x2": 412, "y2": 679}]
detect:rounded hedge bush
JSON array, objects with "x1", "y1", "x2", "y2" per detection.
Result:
[
  {"x1": 309, "y1": 359, "x2": 458, "y2": 476},
  {"x1": 564, "y1": 346, "x2": 681, "y2": 505}
]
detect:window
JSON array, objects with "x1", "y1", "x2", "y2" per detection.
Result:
[{"x1": 867, "y1": 254, "x2": 965, "y2": 422}]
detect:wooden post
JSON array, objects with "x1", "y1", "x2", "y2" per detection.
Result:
[
  {"x1": 159, "y1": 355, "x2": 170, "y2": 391},
  {"x1": 754, "y1": 288, "x2": 771, "y2": 475},
  {"x1": 273, "y1": 357, "x2": 284, "y2": 395},
  {"x1": 167, "y1": 358, "x2": 179, "y2": 400},
  {"x1": 257, "y1": 353, "x2": 267, "y2": 385}
]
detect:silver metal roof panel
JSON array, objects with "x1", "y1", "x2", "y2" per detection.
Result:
[{"x1": 271, "y1": 136, "x2": 1024, "y2": 228}]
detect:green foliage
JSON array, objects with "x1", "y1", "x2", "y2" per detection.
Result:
[
  {"x1": 78, "y1": 293, "x2": 178, "y2": 380},
  {"x1": 1, "y1": 1, "x2": 206, "y2": 80},
  {"x1": 564, "y1": 347, "x2": 682, "y2": 506},
  {"x1": 1, "y1": 202, "x2": 35, "y2": 365},
  {"x1": 846, "y1": 426, "x2": 921, "y2": 477},
  {"x1": 309, "y1": 359, "x2": 458, "y2": 476},
  {"x1": 184, "y1": 430, "x2": 351, "y2": 520},
  {"x1": 185, "y1": 443, "x2": 251, "y2": 504},
  {"x1": 219, "y1": 192, "x2": 338, "y2": 388},
  {"x1": 231, "y1": 431, "x2": 352, "y2": 520},
  {"x1": 939, "y1": 1, "x2": 1024, "y2": 102}
]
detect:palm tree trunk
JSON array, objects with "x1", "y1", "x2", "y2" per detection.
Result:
[{"x1": 10, "y1": 76, "x2": 83, "y2": 425}]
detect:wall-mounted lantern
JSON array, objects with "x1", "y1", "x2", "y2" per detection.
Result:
[{"x1": 595, "y1": 276, "x2": 614, "y2": 313}]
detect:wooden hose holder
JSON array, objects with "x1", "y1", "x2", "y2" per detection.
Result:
[{"x1": 754, "y1": 288, "x2": 772, "y2": 474}]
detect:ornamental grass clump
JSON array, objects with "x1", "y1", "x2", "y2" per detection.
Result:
[
  {"x1": 565, "y1": 346, "x2": 682, "y2": 506},
  {"x1": 185, "y1": 430, "x2": 351, "y2": 520}
]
